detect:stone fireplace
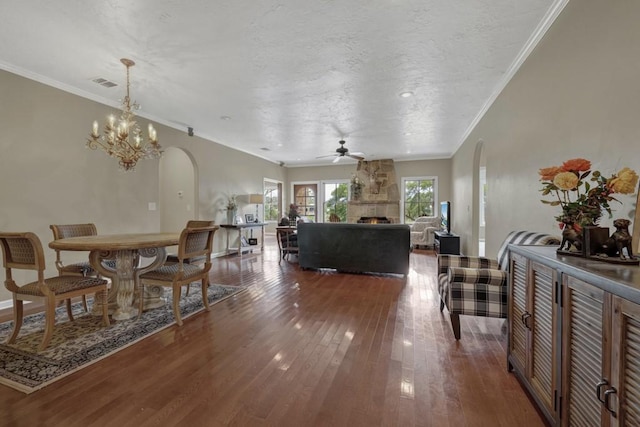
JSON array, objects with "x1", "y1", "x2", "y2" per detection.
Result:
[
  {"x1": 347, "y1": 159, "x2": 400, "y2": 223},
  {"x1": 357, "y1": 216, "x2": 391, "y2": 224}
]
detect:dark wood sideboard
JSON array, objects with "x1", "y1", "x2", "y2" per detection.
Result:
[{"x1": 507, "y1": 244, "x2": 640, "y2": 426}]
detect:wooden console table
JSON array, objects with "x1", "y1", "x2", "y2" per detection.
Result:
[{"x1": 220, "y1": 223, "x2": 265, "y2": 257}]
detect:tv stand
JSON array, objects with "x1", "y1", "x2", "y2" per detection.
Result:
[{"x1": 434, "y1": 231, "x2": 460, "y2": 255}]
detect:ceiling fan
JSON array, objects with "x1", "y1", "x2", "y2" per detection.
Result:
[{"x1": 316, "y1": 140, "x2": 365, "y2": 163}]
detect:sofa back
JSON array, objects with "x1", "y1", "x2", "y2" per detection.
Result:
[{"x1": 297, "y1": 222, "x2": 410, "y2": 275}]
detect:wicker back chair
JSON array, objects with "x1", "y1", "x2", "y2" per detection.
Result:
[
  {"x1": 50, "y1": 223, "x2": 110, "y2": 312},
  {"x1": 165, "y1": 220, "x2": 215, "y2": 265},
  {"x1": 276, "y1": 227, "x2": 299, "y2": 263},
  {"x1": 0, "y1": 231, "x2": 109, "y2": 351},
  {"x1": 49, "y1": 223, "x2": 97, "y2": 276},
  {"x1": 139, "y1": 225, "x2": 218, "y2": 326}
]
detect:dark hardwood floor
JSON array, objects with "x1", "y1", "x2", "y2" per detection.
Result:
[{"x1": 0, "y1": 237, "x2": 545, "y2": 426}]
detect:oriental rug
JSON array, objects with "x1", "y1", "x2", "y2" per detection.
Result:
[{"x1": 0, "y1": 284, "x2": 245, "y2": 394}]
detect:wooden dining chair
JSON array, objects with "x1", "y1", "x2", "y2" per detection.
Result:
[
  {"x1": 139, "y1": 225, "x2": 218, "y2": 325},
  {"x1": 49, "y1": 223, "x2": 112, "y2": 312},
  {"x1": 276, "y1": 227, "x2": 299, "y2": 264},
  {"x1": 165, "y1": 220, "x2": 215, "y2": 265},
  {"x1": 0, "y1": 232, "x2": 110, "y2": 351},
  {"x1": 165, "y1": 220, "x2": 215, "y2": 297}
]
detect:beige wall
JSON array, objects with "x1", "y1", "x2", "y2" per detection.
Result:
[
  {"x1": 0, "y1": 69, "x2": 285, "y2": 301},
  {"x1": 453, "y1": 0, "x2": 640, "y2": 257}
]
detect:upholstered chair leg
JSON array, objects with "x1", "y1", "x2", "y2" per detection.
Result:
[
  {"x1": 66, "y1": 299, "x2": 75, "y2": 321},
  {"x1": 7, "y1": 298, "x2": 23, "y2": 344},
  {"x1": 172, "y1": 286, "x2": 183, "y2": 326},
  {"x1": 81, "y1": 295, "x2": 89, "y2": 312},
  {"x1": 450, "y1": 313, "x2": 461, "y2": 340},
  {"x1": 201, "y1": 279, "x2": 210, "y2": 312},
  {"x1": 439, "y1": 299, "x2": 445, "y2": 312},
  {"x1": 39, "y1": 297, "x2": 57, "y2": 351}
]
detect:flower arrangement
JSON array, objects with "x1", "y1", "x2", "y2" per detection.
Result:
[
  {"x1": 539, "y1": 158, "x2": 638, "y2": 231},
  {"x1": 226, "y1": 194, "x2": 237, "y2": 211},
  {"x1": 350, "y1": 174, "x2": 363, "y2": 200}
]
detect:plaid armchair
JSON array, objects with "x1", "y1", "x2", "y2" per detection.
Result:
[{"x1": 437, "y1": 231, "x2": 560, "y2": 339}]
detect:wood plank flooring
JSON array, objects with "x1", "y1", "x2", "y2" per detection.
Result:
[{"x1": 0, "y1": 238, "x2": 546, "y2": 426}]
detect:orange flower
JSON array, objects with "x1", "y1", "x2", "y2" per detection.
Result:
[
  {"x1": 539, "y1": 166, "x2": 563, "y2": 181},
  {"x1": 553, "y1": 171, "x2": 580, "y2": 190},
  {"x1": 562, "y1": 158, "x2": 591, "y2": 173}
]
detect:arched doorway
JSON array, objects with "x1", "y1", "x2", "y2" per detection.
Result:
[
  {"x1": 159, "y1": 147, "x2": 198, "y2": 232},
  {"x1": 472, "y1": 140, "x2": 486, "y2": 256}
]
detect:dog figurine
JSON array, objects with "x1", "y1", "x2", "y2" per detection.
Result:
[
  {"x1": 559, "y1": 218, "x2": 582, "y2": 252},
  {"x1": 602, "y1": 218, "x2": 634, "y2": 259}
]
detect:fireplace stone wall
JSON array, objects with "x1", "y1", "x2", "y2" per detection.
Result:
[{"x1": 347, "y1": 159, "x2": 400, "y2": 223}]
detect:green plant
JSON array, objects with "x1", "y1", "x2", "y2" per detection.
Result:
[{"x1": 226, "y1": 194, "x2": 237, "y2": 211}]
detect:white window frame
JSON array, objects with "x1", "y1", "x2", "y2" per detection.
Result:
[
  {"x1": 320, "y1": 179, "x2": 349, "y2": 222},
  {"x1": 400, "y1": 176, "x2": 439, "y2": 224},
  {"x1": 263, "y1": 178, "x2": 283, "y2": 224}
]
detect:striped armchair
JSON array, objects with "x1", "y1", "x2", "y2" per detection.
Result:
[{"x1": 437, "y1": 231, "x2": 560, "y2": 339}]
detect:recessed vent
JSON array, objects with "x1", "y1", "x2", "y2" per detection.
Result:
[
  {"x1": 260, "y1": 147, "x2": 271, "y2": 151},
  {"x1": 91, "y1": 77, "x2": 118, "y2": 88}
]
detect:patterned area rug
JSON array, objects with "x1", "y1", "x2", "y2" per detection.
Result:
[{"x1": 0, "y1": 284, "x2": 245, "y2": 394}]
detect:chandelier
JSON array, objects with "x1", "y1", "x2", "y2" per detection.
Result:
[{"x1": 87, "y1": 58, "x2": 162, "y2": 171}]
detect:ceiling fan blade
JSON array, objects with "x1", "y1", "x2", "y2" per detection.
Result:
[
  {"x1": 348, "y1": 154, "x2": 365, "y2": 160},
  {"x1": 316, "y1": 153, "x2": 339, "y2": 159},
  {"x1": 332, "y1": 156, "x2": 342, "y2": 163}
]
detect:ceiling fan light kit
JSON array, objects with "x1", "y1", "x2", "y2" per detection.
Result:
[{"x1": 317, "y1": 140, "x2": 365, "y2": 163}]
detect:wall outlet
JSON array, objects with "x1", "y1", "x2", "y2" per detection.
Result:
[{"x1": 148, "y1": 202, "x2": 157, "y2": 211}]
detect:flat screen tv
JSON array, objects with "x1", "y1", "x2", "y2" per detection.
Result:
[{"x1": 440, "y1": 201, "x2": 451, "y2": 234}]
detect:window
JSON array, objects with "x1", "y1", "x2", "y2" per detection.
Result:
[
  {"x1": 293, "y1": 184, "x2": 317, "y2": 222},
  {"x1": 402, "y1": 177, "x2": 437, "y2": 223},
  {"x1": 264, "y1": 179, "x2": 282, "y2": 222},
  {"x1": 323, "y1": 181, "x2": 348, "y2": 222}
]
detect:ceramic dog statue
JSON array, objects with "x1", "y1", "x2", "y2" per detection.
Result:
[
  {"x1": 559, "y1": 218, "x2": 582, "y2": 252},
  {"x1": 603, "y1": 218, "x2": 634, "y2": 259}
]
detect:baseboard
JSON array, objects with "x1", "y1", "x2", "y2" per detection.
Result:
[{"x1": 0, "y1": 300, "x2": 40, "y2": 323}]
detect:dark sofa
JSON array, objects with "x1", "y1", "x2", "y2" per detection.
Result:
[{"x1": 297, "y1": 222, "x2": 411, "y2": 275}]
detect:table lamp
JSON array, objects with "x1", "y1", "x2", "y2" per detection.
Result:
[{"x1": 248, "y1": 193, "x2": 264, "y2": 222}]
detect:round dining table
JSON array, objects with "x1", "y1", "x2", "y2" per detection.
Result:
[{"x1": 49, "y1": 232, "x2": 179, "y2": 320}]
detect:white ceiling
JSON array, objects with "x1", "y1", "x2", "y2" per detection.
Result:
[{"x1": 0, "y1": 0, "x2": 563, "y2": 167}]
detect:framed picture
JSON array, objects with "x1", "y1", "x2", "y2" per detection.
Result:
[
  {"x1": 245, "y1": 213, "x2": 255, "y2": 223},
  {"x1": 235, "y1": 215, "x2": 244, "y2": 224}
]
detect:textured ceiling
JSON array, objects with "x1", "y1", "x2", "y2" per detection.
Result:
[{"x1": 0, "y1": 0, "x2": 561, "y2": 166}]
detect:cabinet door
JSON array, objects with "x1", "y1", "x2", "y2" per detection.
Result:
[
  {"x1": 610, "y1": 296, "x2": 640, "y2": 426},
  {"x1": 562, "y1": 275, "x2": 610, "y2": 427},
  {"x1": 509, "y1": 252, "x2": 529, "y2": 374},
  {"x1": 529, "y1": 261, "x2": 557, "y2": 417}
]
